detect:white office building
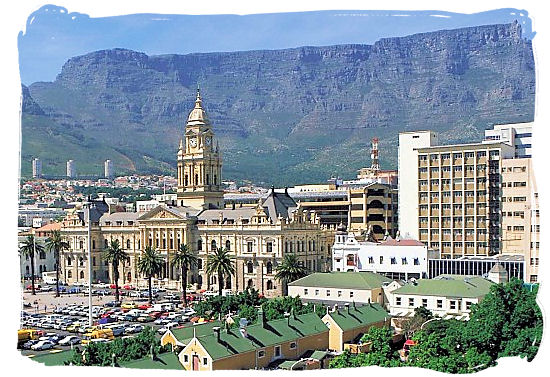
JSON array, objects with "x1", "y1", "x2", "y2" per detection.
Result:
[
  {"x1": 483, "y1": 122, "x2": 533, "y2": 158},
  {"x1": 397, "y1": 131, "x2": 438, "y2": 239},
  {"x1": 32, "y1": 158, "x2": 42, "y2": 178},
  {"x1": 104, "y1": 159, "x2": 113, "y2": 178},
  {"x1": 332, "y1": 231, "x2": 429, "y2": 280},
  {"x1": 66, "y1": 159, "x2": 76, "y2": 178}
]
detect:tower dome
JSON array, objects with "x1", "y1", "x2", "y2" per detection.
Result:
[{"x1": 187, "y1": 87, "x2": 209, "y2": 125}]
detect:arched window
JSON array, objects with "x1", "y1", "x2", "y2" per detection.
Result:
[
  {"x1": 80, "y1": 271, "x2": 84, "y2": 279},
  {"x1": 138, "y1": 240, "x2": 141, "y2": 249},
  {"x1": 79, "y1": 257, "x2": 84, "y2": 267},
  {"x1": 212, "y1": 275, "x2": 217, "y2": 285},
  {"x1": 38, "y1": 265, "x2": 42, "y2": 273},
  {"x1": 197, "y1": 258, "x2": 203, "y2": 270},
  {"x1": 185, "y1": 175, "x2": 188, "y2": 186},
  {"x1": 225, "y1": 276, "x2": 231, "y2": 289},
  {"x1": 92, "y1": 240, "x2": 96, "y2": 250},
  {"x1": 39, "y1": 251, "x2": 46, "y2": 260},
  {"x1": 92, "y1": 257, "x2": 96, "y2": 266},
  {"x1": 214, "y1": 175, "x2": 217, "y2": 185},
  {"x1": 127, "y1": 272, "x2": 132, "y2": 282},
  {"x1": 197, "y1": 239, "x2": 203, "y2": 251},
  {"x1": 206, "y1": 174, "x2": 210, "y2": 185},
  {"x1": 225, "y1": 240, "x2": 231, "y2": 251},
  {"x1": 247, "y1": 279, "x2": 253, "y2": 289},
  {"x1": 195, "y1": 174, "x2": 199, "y2": 186},
  {"x1": 79, "y1": 240, "x2": 84, "y2": 249},
  {"x1": 104, "y1": 239, "x2": 108, "y2": 248},
  {"x1": 67, "y1": 256, "x2": 72, "y2": 266},
  {"x1": 126, "y1": 239, "x2": 131, "y2": 249},
  {"x1": 67, "y1": 270, "x2": 72, "y2": 279},
  {"x1": 211, "y1": 240, "x2": 217, "y2": 251},
  {"x1": 25, "y1": 266, "x2": 29, "y2": 274},
  {"x1": 266, "y1": 261, "x2": 273, "y2": 275},
  {"x1": 266, "y1": 280, "x2": 273, "y2": 290},
  {"x1": 247, "y1": 261, "x2": 254, "y2": 274}
]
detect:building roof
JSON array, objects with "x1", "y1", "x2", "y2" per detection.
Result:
[
  {"x1": 489, "y1": 263, "x2": 507, "y2": 273},
  {"x1": 35, "y1": 222, "x2": 62, "y2": 232},
  {"x1": 193, "y1": 312, "x2": 327, "y2": 361},
  {"x1": 28, "y1": 350, "x2": 72, "y2": 366},
  {"x1": 325, "y1": 303, "x2": 389, "y2": 331},
  {"x1": 392, "y1": 275, "x2": 494, "y2": 298},
  {"x1": 288, "y1": 272, "x2": 391, "y2": 290},
  {"x1": 99, "y1": 211, "x2": 140, "y2": 225},
  {"x1": 197, "y1": 207, "x2": 256, "y2": 223},
  {"x1": 187, "y1": 89, "x2": 209, "y2": 125},
  {"x1": 118, "y1": 352, "x2": 184, "y2": 370},
  {"x1": 379, "y1": 236, "x2": 425, "y2": 247},
  {"x1": 260, "y1": 188, "x2": 297, "y2": 223},
  {"x1": 168, "y1": 321, "x2": 222, "y2": 345}
]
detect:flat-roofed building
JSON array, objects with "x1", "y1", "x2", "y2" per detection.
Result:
[
  {"x1": 428, "y1": 254, "x2": 524, "y2": 281},
  {"x1": 500, "y1": 157, "x2": 539, "y2": 282},
  {"x1": 483, "y1": 122, "x2": 533, "y2": 158},
  {"x1": 389, "y1": 275, "x2": 495, "y2": 320}
]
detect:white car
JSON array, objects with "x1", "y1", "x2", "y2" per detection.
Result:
[
  {"x1": 31, "y1": 340, "x2": 56, "y2": 351},
  {"x1": 125, "y1": 324, "x2": 143, "y2": 334},
  {"x1": 59, "y1": 335, "x2": 81, "y2": 346}
]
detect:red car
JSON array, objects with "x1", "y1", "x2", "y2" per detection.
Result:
[
  {"x1": 138, "y1": 304, "x2": 151, "y2": 310},
  {"x1": 123, "y1": 285, "x2": 134, "y2": 290},
  {"x1": 148, "y1": 311, "x2": 162, "y2": 319}
]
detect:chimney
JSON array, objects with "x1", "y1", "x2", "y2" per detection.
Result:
[
  {"x1": 257, "y1": 306, "x2": 266, "y2": 328},
  {"x1": 345, "y1": 303, "x2": 350, "y2": 314},
  {"x1": 285, "y1": 312, "x2": 291, "y2": 325},
  {"x1": 213, "y1": 326, "x2": 221, "y2": 342},
  {"x1": 333, "y1": 304, "x2": 338, "y2": 313}
]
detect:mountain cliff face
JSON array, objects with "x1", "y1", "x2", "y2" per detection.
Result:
[{"x1": 21, "y1": 22, "x2": 535, "y2": 185}]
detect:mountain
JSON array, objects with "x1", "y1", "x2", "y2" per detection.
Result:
[{"x1": 21, "y1": 22, "x2": 535, "y2": 185}]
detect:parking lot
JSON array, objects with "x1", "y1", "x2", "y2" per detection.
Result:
[{"x1": 19, "y1": 284, "x2": 202, "y2": 358}]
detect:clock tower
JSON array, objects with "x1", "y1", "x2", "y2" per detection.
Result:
[{"x1": 177, "y1": 89, "x2": 224, "y2": 209}]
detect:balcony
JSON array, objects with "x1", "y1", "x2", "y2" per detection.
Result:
[
  {"x1": 419, "y1": 160, "x2": 428, "y2": 168},
  {"x1": 419, "y1": 209, "x2": 429, "y2": 217},
  {"x1": 442, "y1": 184, "x2": 451, "y2": 191},
  {"x1": 419, "y1": 172, "x2": 428, "y2": 180},
  {"x1": 442, "y1": 209, "x2": 452, "y2": 216},
  {"x1": 442, "y1": 196, "x2": 451, "y2": 204},
  {"x1": 465, "y1": 196, "x2": 475, "y2": 204},
  {"x1": 465, "y1": 207, "x2": 475, "y2": 216},
  {"x1": 420, "y1": 233, "x2": 428, "y2": 242},
  {"x1": 442, "y1": 171, "x2": 451, "y2": 179},
  {"x1": 430, "y1": 185, "x2": 439, "y2": 191},
  {"x1": 453, "y1": 183, "x2": 463, "y2": 190},
  {"x1": 430, "y1": 220, "x2": 440, "y2": 228},
  {"x1": 430, "y1": 210, "x2": 440, "y2": 217}
]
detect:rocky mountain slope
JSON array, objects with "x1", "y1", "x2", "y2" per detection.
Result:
[{"x1": 21, "y1": 21, "x2": 535, "y2": 185}]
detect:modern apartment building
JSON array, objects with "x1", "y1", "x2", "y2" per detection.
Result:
[
  {"x1": 500, "y1": 157, "x2": 539, "y2": 282},
  {"x1": 66, "y1": 159, "x2": 76, "y2": 178},
  {"x1": 104, "y1": 159, "x2": 113, "y2": 179},
  {"x1": 32, "y1": 158, "x2": 42, "y2": 178}
]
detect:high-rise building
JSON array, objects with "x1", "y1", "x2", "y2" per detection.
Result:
[
  {"x1": 104, "y1": 159, "x2": 113, "y2": 179},
  {"x1": 483, "y1": 122, "x2": 533, "y2": 158},
  {"x1": 66, "y1": 159, "x2": 76, "y2": 178},
  {"x1": 397, "y1": 131, "x2": 438, "y2": 239},
  {"x1": 32, "y1": 158, "x2": 42, "y2": 178},
  {"x1": 500, "y1": 157, "x2": 539, "y2": 282}
]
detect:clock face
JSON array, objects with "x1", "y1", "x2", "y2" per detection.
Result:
[
  {"x1": 189, "y1": 137, "x2": 197, "y2": 147},
  {"x1": 205, "y1": 136, "x2": 212, "y2": 146}
]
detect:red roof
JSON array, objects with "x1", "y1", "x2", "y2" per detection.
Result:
[
  {"x1": 35, "y1": 222, "x2": 61, "y2": 232},
  {"x1": 381, "y1": 238, "x2": 425, "y2": 247}
]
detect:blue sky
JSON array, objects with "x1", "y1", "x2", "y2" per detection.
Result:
[{"x1": 18, "y1": 5, "x2": 534, "y2": 85}]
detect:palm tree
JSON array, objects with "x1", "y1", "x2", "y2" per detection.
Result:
[
  {"x1": 137, "y1": 246, "x2": 164, "y2": 305},
  {"x1": 19, "y1": 234, "x2": 44, "y2": 295},
  {"x1": 171, "y1": 244, "x2": 198, "y2": 306},
  {"x1": 103, "y1": 239, "x2": 129, "y2": 302},
  {"x1": 275, "y1": 253, "x2": 308, "y2": 293},
  {"x1": 45, "y1": 230, "x2": 70, "y2": 297},
  {"x1": 206, "y1": 247, "x2": 235, "y2": 296}
]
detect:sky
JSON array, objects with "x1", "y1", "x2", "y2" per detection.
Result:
[{"x1": 18, "y1": 5, "x2": 534, "y2": 85}]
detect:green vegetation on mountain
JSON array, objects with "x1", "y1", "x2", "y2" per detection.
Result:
[{"x1": 21, "y1": 22, "x2": 534, "y2": 186}]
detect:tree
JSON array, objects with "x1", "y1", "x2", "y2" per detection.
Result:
[
  {"x1": 137, "y1": 246, "x2": 164, "y2": 304},
  {"x1": 103, "y1": 239, "x2": 129, "y2": 302},
  {"x1": 206, "y1": 247, "x2": 235, "y2": 296},
  {"x1": 19, "y1": 234, "x2": 44, "y2": 295},
  {"x1": 274, "y1": 253, "x2": 308, "y2": 293},
  {"x1": 171, "y1": 244, "x2": 197, "y2": 306},
  {"x1": 45, "y1": 230, "x2": 70, "y2": 297}
]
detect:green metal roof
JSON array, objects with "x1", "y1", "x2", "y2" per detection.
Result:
[
  {"x1": 392, "y1": 275, "x2": 494, "y2": 298},
  {"x1": 28, "y1": 350, "x2": 73, "y2": 366},
  {"x1": 118, "y1": 352, "x2": 184, "y2": 370},
  {"x1": 326, "y1": 303, "x2": 389, "y2": 331},
  {"x1": 288, "y1": 272, "x2": 391, "y2": 290},
  {"x1": 168, "y1": 320, "x2": 223, "y2": 344},
  {"x1": 194, "y1": 312, "x2": 328, "y2": 361}
]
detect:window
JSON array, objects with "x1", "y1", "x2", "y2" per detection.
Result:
[
  {"x1": 290, "y1": 342, "x2": 297, "y2": 349},
  {"x1": 368, "y1": 256, "x2": 374, "y2": 264},
  {"x1": 266, "y1": 241, "x2": 273, "y2": 253},
  {"x1": 391, "y1": 258, "x2": 397, "y2": 265},
  {"x1": 226, "y1": 240, "x2": 231, "y2": 250},
  {"x1": 258, "y1": 350, "x2": 265, "y2": 358},
  {"x1": 197, "y1": 258, "x2": 203, "y2": 270},
  {"x1": 396, "y1": 297, "x2": 402, "y2": 306},
  {"x1": 104, "y1": 239, "x2": 108, "y2": 248},
  {"x1": 422, "y1": 299, "x2": 428, "y2": 307},
  {"x1": 266, "y1": 261, "x2": 273, "y2": 274},
  {"x1": 338, "y1": 290, "x2": 342, "y2": 297},
  {"x1": 211, "y1": 240, "x2": 217, "y2": 251},
  {"x1": 450, "y1": 300, "x2": 457, "y2": 310},
  {"x1": 79, "y1": 240, "x2": 84, "y2": 249},
  {"x1": 247, "y1": 261, "x2": 254, "y2": 274},
  {"x1": 247, "y1": 241, "x2": 253, "y2": 253},
  {"x1": 465, "y1": 301, "x2": 473, "y2": 310},
  {"x1": 379, "y1": 256, "x2": 384, "y2": 264},
  {"x1": 274, "y1": 346, "x2": 281, "y2": 357},
  {"x1": 326, "y1": 290, "x2": 331, "y2": 297},
  {"x1": 436, "y1": 300, "x2": 443, "y2": 309},
  {"x1": 304, "y1": 289, "x2": 309, "y2": 295},
  {"x1": 80, "y1": 271, "x2": 84, "y2": 279},
  {"x1": 349, "y1": 291, "x2": 354, "y2": 298},
  {"x1": 203, "y1": 358, "x2": 208, "y2": 366},
  {"x1": 183, "y1": 355, "x2": 189, "y2": 363},
  {"x1": 408, "y1": 298, "x2": 414, "y2": 307},
  {"x1": 197, "y1": 239, "x2": 202, "y2": 251},
  {"x1": 92, "y1": 257, "x2": 96, "y2": 266},
  {"x1": 266, "y1": 280, "x2": 273, "y2": 290},
  {"x1": 68, "y1": 271, "x2": 72, "y2": 278},
  {"x1": 401, "y1": 258, "x2": 407, "y2": 265},
  {"x1": 315, "y1": 289, "x2": 319, "y2": 296}
]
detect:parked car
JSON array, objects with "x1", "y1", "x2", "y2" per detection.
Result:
[
  {"x1": 105, "y1": 301, "x2": 121, "y2": 307},
  {"x1": 31, "y1": 340, "x2": 56, "y2": 350},
  {"x1": 22, "y1": 340, "x2": 39, "y2": 349},
  {"x1": 136, "y1": 315, "x2": 153, "y2": 323},
  {"x1": 59, "y1": 335, "x2": 81, "y2": 346},
  {"x1": 125, "y1": 324, "x2": 143, "y2": 334}
]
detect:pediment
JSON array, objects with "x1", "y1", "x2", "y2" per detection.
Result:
[{"x1": 137, "y1": 206, "x2": 185, "y2": 221}]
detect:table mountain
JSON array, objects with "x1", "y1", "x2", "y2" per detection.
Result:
[{"x1": 21, "y1": 21, "x2": 535, "y2": 185}]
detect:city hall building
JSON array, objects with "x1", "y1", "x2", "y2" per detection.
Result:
[{"x1": 59, "y1": 91, "x2": 335, "y2": 297}]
